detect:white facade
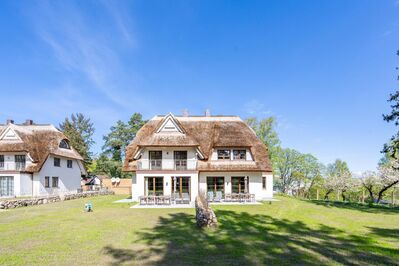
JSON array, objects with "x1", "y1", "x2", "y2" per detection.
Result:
[
  {"x1": 0, "y1": 154, "x2": 84, "y2": 198},
  {"x1": 131, "y1": 147, "x2": 273, "y2": 202}
]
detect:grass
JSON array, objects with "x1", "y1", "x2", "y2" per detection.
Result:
[{"x1": 0, "y1": 195, "x2": 398, "y2": 265}]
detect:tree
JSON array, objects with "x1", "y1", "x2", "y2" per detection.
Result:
[
  {"x1": 361, "y1": 171, "x2": 379, "y2": 202},
  {"x1": 102, "y1": 113, "x2": 146, "y2": 161},
  {"x1": 59, "y1": 113, "x2": 95, "y2": 166},
  {"x1": 298, "y1": 154, "x2": 324, "y2": 198},
  {"x1": 98, "y1": 113, "x2": 146, "y2": 178},
  {"x1": 376, "y1": 161, "x2": 399, "y2": 203},
  {"x1": 246, "y1": 117, "x2": 280, "y2": 162},
  {"x1": 361, "y1": 161, "x2": 399, "y2": 203},
  {"x1": 273, "y1": 147, "x2": 303, "y2": 193},
  {"x1": 323, "y1": 159, "x2": 352, "y2": 200},
  {"x1": 382, "y1": 50, "x2": 399, "y2": 159}
]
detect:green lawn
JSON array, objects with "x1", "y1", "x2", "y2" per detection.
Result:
[{"x1": 0, "y1": 195, "x2": 398, "y2": 265}]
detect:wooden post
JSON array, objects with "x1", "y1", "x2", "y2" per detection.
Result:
[{"x1": 316, "y1": 189, "x2": 319, "y2": 200}]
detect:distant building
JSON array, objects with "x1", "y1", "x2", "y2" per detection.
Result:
[{"x1": 0, "y1": 120, "x2": 86, "y2": 197}]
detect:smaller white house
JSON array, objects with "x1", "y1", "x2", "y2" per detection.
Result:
[{"x1": 0, "y1": 120, "x2": 86, "y2": 198}]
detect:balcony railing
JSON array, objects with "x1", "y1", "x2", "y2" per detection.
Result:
[
  {"x1": 0, "y1": 162, "x2": 26, "y2": 171},
  {"x1": 137, "y1": 159, "x2": 197, "y2": 170}
]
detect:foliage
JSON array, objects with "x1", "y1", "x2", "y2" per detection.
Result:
[
  {"x1": 360, "y1": 160, "x2": 399, "y2": 203},
  {"x1": 59, "y1": 113, "x2": 95, "y2": 167},
  {"x1": 246, "y1": 116, "x2": 280, "y2": 162},
  {"x1": 323, "y1": 159, "x2": 352, "y2": 200},
  {"x1": 382, "y1": 50, "x2": 399, "y2": 159},
  {"x1": 93, "y1": 154, "x2": 130, "y2": 178},
  {"x1": 273, "y1": 147, "x2": 303, "y2": 193},
  {"x1": 96, "y1": 113, "x2": 146, "y2": 178},
  {"x1": 102, "y1": 113, "x2": 146, "y2": 161}
]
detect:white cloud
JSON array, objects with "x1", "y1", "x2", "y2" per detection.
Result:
[
  {"x1": 243, "y1": 99, "x2": 272, "y2": 116},
  {"x1": 29, "y1": 1, "x2": 141, "y2": 108}
]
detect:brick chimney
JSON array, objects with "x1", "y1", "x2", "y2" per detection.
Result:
[
  {"x1": 24, "y1": 119, "x2": 34, "y2": 125},
  {"x1": 6, "y1": 119, "x2": 14, "y2": 124}
]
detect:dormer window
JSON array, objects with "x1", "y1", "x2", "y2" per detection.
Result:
[
  {"x1": 59, "y1": 139, "x2": 70, "y2": 149},
  {"x1": 233, "y1": 149, "x2": 246, "y2": 160},
  {"x1": 217, "y1": 149, "x2": 231, "y2": 160}
]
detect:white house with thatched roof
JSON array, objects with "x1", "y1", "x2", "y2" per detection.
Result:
[
  {"x1": 0, "y1": 120, "x2": 86, "y2": 198},
  {"x1": 123, "y1": 113, "x2": 273, "y2": 204}
]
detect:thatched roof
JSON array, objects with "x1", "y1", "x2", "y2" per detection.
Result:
[
  {"x1": 0, "y1": 123, "x2": 83, "y2": 172},
  {"x1": 124, "y1": 115, "x2": 272, "y2": 172}
]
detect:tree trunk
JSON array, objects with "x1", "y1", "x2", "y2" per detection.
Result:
[
  {"x1": 316, "y1": 189, "x2": 319, "y2": 200},
  {"x1": 324, "y1": 189, "x2": 333, "y2": 200},
  {"x1": 342, "y1": 190, "x2": 347, "y2": 202},
  {"x1": 365, "y1": 186, "x2": 375, "y2": 203},
  {"x1": 376, "y1": 180, "x2": 399, "y2": 203}
]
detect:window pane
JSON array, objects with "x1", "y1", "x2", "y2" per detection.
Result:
[
  {"x1": 233, "y1": 150, "x2": 246, "y2": 160},
  {"x1": 217, "y1": 150, "x2": 230, "y2": 160}
]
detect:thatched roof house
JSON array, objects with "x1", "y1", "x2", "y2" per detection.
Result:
[
  {"x1": 124, "y1": 114, "x2": 272, "y2": 172},
  {"x1": 0, "y1": 121, "x2": 83, "y2": 173}
]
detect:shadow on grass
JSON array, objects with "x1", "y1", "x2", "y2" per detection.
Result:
[
  {"x1": 103, "y1": 209, "x2": 398, "y2": 265},
  {"x1": 306, "y1": 199, "x2": 399, "y2": 214}
]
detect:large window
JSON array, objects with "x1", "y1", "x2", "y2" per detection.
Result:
[
  {"x1": 174, "y1": 151, "x2": 187, "y2": 170},
  {"x1": 233, "y1": 150, "x2": 246, "y2": 160},
  {"x1": 149, "y1": 151, "x2": 162, "y2": 170},
  {"x1": 54, "y1": 157, "x2": 61, "y2": 167},
  {"x1": 52, "y1": 177, "x2": 59, "y2": 188},
  {"x1": 171, "y1": 176, "x2": 190, "y2": 198},
  {"x1": 146, "y1": 177, "x2": 164, "y2": 196},
  {"x1": 231, "y1": 176, "x2": 249, "y2": 194},
  {"x1": 45, "y1": 176, "x2": 50, "y2": 188},
  {"x1": 15, "y1": 155, "x2": 26, "y2": 170},
  {"x1": 0, "y1": 155, "x2": 4, "y2": 169},
  {"x1": 217, "y1": 150, "x2": 231, "y2": 160},
  {"x1": 207, "y1": 176, "x2": 224, "y2": 195},
  {"x1": 0, "y1": 176, "x2": 14, "y2": 197}
]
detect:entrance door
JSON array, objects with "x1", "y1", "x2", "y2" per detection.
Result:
[
  {"x1": 146, "y1": 177, "x2": 163, "y2": 196},
  {"x1": 0, "y1": 176, "x2": 14, "y2": 197},
  {"x1": 171, "y1": 176, "x2": 190, "y2": 198}
]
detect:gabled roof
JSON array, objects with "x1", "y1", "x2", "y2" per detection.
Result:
[
  {"x1": 123, "y1": 114, "x2": 272, "y2": 172},
  {"x1": 0, "y1": 123, "x2": 84, "y2": 172}
]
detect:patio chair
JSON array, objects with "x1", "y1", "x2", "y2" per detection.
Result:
[
  {"x1": 139, "y1": 196, "x2": 147, "y2": 205},
  {"x1": 147, "y1": 196, "x2": 155, "y2": 205},
  {"x1": 174, "y1": 193, "x2": 183, "y2": 204},
  {"x1": 182, "y1": 193, "x2": 190, "y2": 204},
  {"x1": 214, "y1": 191, "x2": 223, "y2": 202},
  {"x1": 250, "y1": 194, "x2": 255, "y2": 202},
  {"x1": 207, "y1": 191, "x2": 214, "y2": 202},
  {"x1": 164, "y1": 196, "x2": 171, "y2": 205},
  {"x1": 225, "y1": 193, "x2": 232, "y2": 202}
]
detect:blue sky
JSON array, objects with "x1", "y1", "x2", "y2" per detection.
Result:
[{"x1": 0, "y1": 0, "x2": 398, "y2": 173}]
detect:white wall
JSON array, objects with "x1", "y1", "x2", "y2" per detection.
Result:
[
  {"x1": 133, "y1": 172, "x2": 199, "y2": 202},
  {"x1": 0, "y1": 173, "x2": 33, "y2": 197},
  {"x1": 0, "y1": 152, "x2": 33, "y2": 170},
  {"x1": 33, "y1": 155, "x2": 83, "y2": 196},
  {"x1": 199, "y1": 172, "x2": 273, "y2": 200},
  {"x1": 138, "y1": 147, "x2": 198, "y2": 170}
]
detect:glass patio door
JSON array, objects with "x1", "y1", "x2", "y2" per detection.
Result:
[
  {"x1": 207, "y1": 176, "x2": 224, "y2": 196},
  {"x1": 0, "y1": 176, "x2": 14, "y2": 197},
  {"x1": 146, "y1": 177, "x2": 164, "y2": 196},
  {"x1": 231, "y1": 176, "x2": 249, "y2": 193},
  {"x1": 172, "y1": 176, "x2": 190, "y2": 197}
]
